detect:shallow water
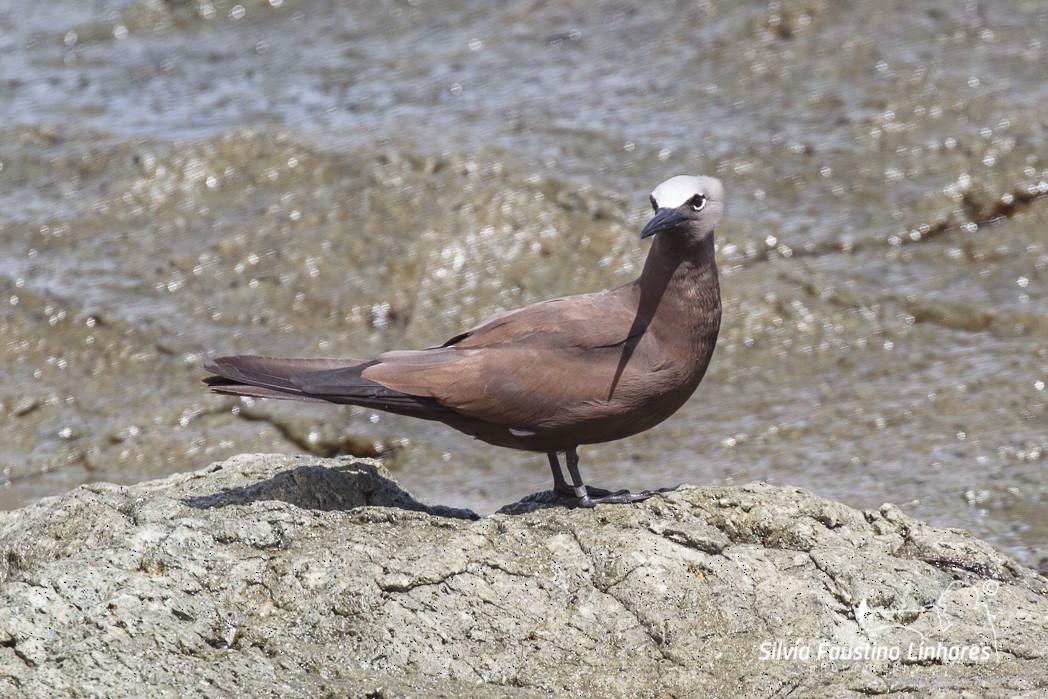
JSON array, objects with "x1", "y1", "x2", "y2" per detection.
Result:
[{"x1": 0, "y1": 0, "x2": 1045, "y2": 567}]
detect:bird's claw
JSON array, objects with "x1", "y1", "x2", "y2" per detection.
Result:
[{"x1": 576, "y1": 489, "x2": 661, "y2": 508}]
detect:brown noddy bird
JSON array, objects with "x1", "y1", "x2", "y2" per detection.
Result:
[{"x1": 204, "y1": 175, "x2": 723, "y2": 507}]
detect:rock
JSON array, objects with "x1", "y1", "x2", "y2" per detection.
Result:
[{"x1": 0, "y1": 454, "x2": 1045, "y2": 698}]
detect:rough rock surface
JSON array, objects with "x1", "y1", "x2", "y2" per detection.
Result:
[{"x1": 0, "y1": 454, "x2": 1045, "y2": 698}]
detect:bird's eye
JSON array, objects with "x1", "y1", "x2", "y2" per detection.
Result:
[
  {"x1": 649, "y1": 195, "x2": 658, "y2": 212},
  {"x1": 688, "y1": 194, "x2": 707, "y2": 212}
]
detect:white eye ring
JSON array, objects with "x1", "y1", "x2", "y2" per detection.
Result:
[{"x1": 688, "y1": 194, "x2": 707, "y2": 212}]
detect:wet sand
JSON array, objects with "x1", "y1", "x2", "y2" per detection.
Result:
[{"x1": 0, "y1": 0, "x2": 1045, "y2": 566}]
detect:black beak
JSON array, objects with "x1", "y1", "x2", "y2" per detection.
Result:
[{"x1": 640, "y1": 207, "x2": 684, "y2": 239}]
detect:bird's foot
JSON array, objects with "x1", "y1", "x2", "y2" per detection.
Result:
[
  {"x1": 553, "y1": 482, "x2": 578, "y2": 499},
  {"x1": 576, "y1": 488, "x2": 665, "y2": 508},
  {"x1": 549, "y1": 483, "x2": 618, "y2": 503}
]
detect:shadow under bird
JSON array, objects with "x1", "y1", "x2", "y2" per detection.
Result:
[{"x1": 204, "y1": 175, "x2": 724, "y2": 507}]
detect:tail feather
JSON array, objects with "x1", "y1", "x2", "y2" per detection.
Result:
[
  {"x1": 202, "y1": 354, "x2": 452, "y2": 415},
  {"x1": 203, "y1": 376, "x2": 330, "y2": 404},
  {"x1": 204, "y1": 355, "x2": 356, "y2": 395}
]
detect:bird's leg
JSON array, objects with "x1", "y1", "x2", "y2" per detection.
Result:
[
  {"x1": 565, "y1": 447, "x2": 660, "y2": 508},
  {"x1": 547, "y1": 452, "x2": 575, "y2": 497}
]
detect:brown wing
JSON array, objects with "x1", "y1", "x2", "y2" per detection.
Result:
[
  {"x1": 319, "y1": 285, "x2": 668, "y2": 430},
  {"x1": 435, "y1": 284, "x2": 640, "y2": 350}
]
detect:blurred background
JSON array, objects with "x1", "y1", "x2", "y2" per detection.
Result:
[{"x1": 0, "y1": 0, "x2": 1045, "y2": 568}]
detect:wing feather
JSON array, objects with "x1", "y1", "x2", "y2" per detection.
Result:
[{"x1": 349, "y1": 283, "x2": 666, "y2": 430}]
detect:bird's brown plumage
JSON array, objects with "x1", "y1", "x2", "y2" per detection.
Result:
[{"x1": 204, "y1": 175, "x2": 724, "y2": 507}]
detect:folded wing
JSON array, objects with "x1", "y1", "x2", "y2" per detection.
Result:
[{"x1": 295, "y1": 288, "x2": 660, "y2": 430}]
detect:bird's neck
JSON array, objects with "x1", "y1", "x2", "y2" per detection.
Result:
[
  {"x1": 632, "y1": 231, "x2": 722, "y2": 351},
  {"x1": 642, "y1": 233, "x2": 719, "y2": 301}
]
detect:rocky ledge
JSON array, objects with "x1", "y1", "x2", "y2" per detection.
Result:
[{"x1": 0, "y1": 454, "x2": 1045, "y2": 698}]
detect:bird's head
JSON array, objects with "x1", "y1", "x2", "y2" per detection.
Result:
[{"x1": 640, "y1": 175, "x2": 724, "y2": 242}]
